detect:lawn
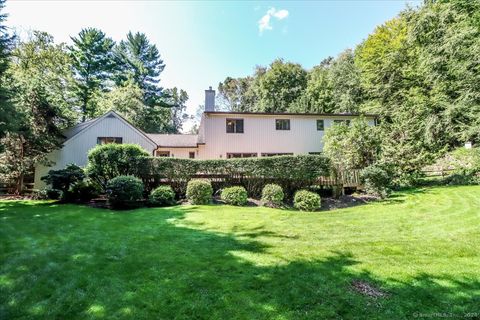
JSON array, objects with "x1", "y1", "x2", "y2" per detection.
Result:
[{"x1": 1, "y1": 186, "x2": 479, "y2": 319}]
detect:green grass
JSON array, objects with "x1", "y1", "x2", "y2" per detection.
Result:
[{"x1": 1, "y1": 185, "x2": 479, "y2": 319}]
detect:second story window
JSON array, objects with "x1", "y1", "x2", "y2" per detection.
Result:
[
  {"x1": 334, "y1": 119, "x2": 351, "y2": 126},
  {"x1": 276, "y1": 119, "x2": 290, "y2": 130},
  {"x1": 317, "y1": 120, "x2": 324, "y2": 131},
  {"x1": 226, "y1": 119, "x2": 244, "y2": 133},
  {"x1": 97, "y1": 137, "x2": 122, "y2": 145}
]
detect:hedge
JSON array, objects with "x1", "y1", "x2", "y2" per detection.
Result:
[
  {"x1": 86, "y1": 144, "x2": 150, "y2": 191},
  {"x1": 139, "y1": 155, "x2": 331, "y2": 197}
]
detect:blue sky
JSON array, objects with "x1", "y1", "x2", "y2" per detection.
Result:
[{"x1": 5, "y1": 0, "x2": 419, "y2": 130}]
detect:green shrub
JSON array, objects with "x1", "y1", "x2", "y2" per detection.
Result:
[
  {"x1": 444, "y1": 171, "x2": 480, "y2": 186},
  {"x1": 149, "y1": 185, "x2": 176, "y2": 207},
  {"x1": 41, "y1": 164, "x2": 85, "y2": 194},
  {"x1": 67, "y1": 181, "x2": 100, "y2": 202},
  {"x1": 46, "y1": 188, "x2": 62, "y2": 200},
  {"x1": 86, "y1": 144, "x2": 150, "y2": 190},
  {"x1": 294, "y1": 190, "x2": 321, "y2": 212},
  {"x1": 360, "y1": 164, "x2": 392, "y2": 198},
  {"x1": 32, "y1": 188, "x2": 61, "y2": 200},
  {"x1": 106, "y1": 175, "x2": 144, "y2": 209},
  {"x1": 186, "y1": 179, "x2": 213, "y2": 205},
  {"x1": 261, "y1": 184, "x2": 284, "y2": 207},
  {"x1": 148, "y1": 155, "x2": 331, "y2": 197},
  {"x1": 221, "y1": 186, "x2": 248, "y2": 206}
]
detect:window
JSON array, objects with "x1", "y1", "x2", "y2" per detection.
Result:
[
  {"x1": 226, "y1": 119, "x2": 244, "y2": 133},
  {"x1": 227, "y1": 153, "x2": 257, "y2": 159},
  {"x1": 316, "y1": 120, "x2": 324, "y2": 131},
  {"x1": 276, "y1": 119, "x2": 290, "y2": 130},
  {"x1": 333, "y1": 120, "x2": 351, "y2": 126},
  {"x1": 155, "y1": 151, "x2": 170, "y2": 157},
  {"x1": 189, "y1": 152, "x2": 195, "y2": 159},
  {"x1": 97, "y1": 137, "x2": 122, "y2": 144},
  {"x1": 261, "y1": 153, "x2": 293, "y2": 157}
]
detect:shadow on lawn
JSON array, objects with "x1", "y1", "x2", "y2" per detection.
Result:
[{"x1": 1, "y1": 202, "x2": 479, "y2": 319}]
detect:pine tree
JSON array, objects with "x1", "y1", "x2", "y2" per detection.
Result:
[
  {"x1": 114, "y1": 32, "x2": 170, "y2": 132},
  {"x1": 69, "y1": 28, "x2": 116, "y2": 122},
  {"x1": 114, "y1": 32, "x2": 165, "y2": 106},
  {"x1": 0, "y1": 0, "x2": 15, "y2": 146}
]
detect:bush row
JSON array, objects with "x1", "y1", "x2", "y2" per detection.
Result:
[
  {"x1": 41, "y1": 167, "x2": 322, "y2": 211},
  {"x1": 84, "y1": 144, "x2": 331, "y2": 198}
]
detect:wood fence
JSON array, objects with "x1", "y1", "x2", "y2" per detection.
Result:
[
  {"x1": 0, "y1": 182, "x2": 35, "y2": 194},
  {"x1": 0, "y1": 170, "x2": 362, "y2": 195}
]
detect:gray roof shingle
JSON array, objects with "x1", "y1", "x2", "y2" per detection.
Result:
[{"x1": 146, "y1": 134, "x2": 199, "y2": 147}]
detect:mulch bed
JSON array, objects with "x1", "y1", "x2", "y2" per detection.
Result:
[
  {"x1": 2, "y1": 193, "x2": 379, "y2": 211},
  {"x1": 321, "y1": 194, "x2": 379, "y2": 211}
]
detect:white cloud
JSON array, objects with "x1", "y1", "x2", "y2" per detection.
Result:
[
  {"x1": 258, "y1": 7, "x2": 289, "y2": 34},
  {"x1": 273, "y1": 9, "x2": 289, "y2": 20}
]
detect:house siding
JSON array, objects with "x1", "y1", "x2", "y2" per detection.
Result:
[
  {"x1": 34, "y1": 114, "x2": 156, "y2": 188},
  {"x1": 197, "y1": 114, "x2": 375, "y2": 159}
]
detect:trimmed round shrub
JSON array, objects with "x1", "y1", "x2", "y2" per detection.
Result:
[
  {"x1": 360, "y1": 164, "x2": 392, "y2": 198},
  {"x1": 221, "y1": 186, "x2": 248, "y2": 206},
  {"x1": 149, "y1": 185, "x2": 176, "y2": 207},
  {"x1": 261, "y1": 184, "x2": 284, "y2": 207},
  {"x1": 106, "y1": 175, "x2": 144, "y2": 209},
  {"x1": 294, "y1": 190, "x2": 321, "y2": 212},
  {"x1": 186, "y1": 179, "x2": 213, "y2": 205}
]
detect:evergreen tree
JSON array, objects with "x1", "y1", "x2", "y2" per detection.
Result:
[
  {"x1": 69, "y1": 28, "x2": 115, "y2": 122},
  {"x1": 114, "y1": 31, "x2": 165, "y2": 107},
  {"x1": 114, "y1": 31, "x2": 169, "y2": 132},
  {"x1": 0, "y1": 0, "x2": 15, "y2": 147}
]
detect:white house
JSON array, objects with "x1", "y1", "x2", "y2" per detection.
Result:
[{"x1": 34, "y1": 87, "x2": 376, "y2": 188}]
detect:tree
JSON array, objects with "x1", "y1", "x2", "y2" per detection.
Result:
[
  {"x1": 114, "y1": 32, "x2": 169, "y2": 132},
  {"x1": 289, "y1": 58, "x2": 335, "y2": 113},
  {"x1": 354, "y1": 1, "x2": 480, "y2": 182},
  {"x1": 254, "y1": 59, "x2": 307, "y2": 112},
  {"x1": 0, "y1": 0, "x2": 15, "y2": 147},
  {"x1": 0, "y1": 32, "x2": 75, "y2": 193},
  {"x1": 323, "y1": 118, "x2": 381, "y2": 172},
  {"x1": 114, "y1": 31, "x2": 165, "y2": 107},
  {"x1": 329, "y1": 49, "x2": 364, "y2": 113},
  {"x1": 69, "y1": 28, "x2": 115, "y2": 122},
  {"x1": 95, "y1": 79, "x2": 147, "y2": 125},
  {"x1": 163, "y1": 87, "x2": 189, "y2": 133},
  {"x1": 217, "y1": 76, "x2": 257, "y2": 111}
]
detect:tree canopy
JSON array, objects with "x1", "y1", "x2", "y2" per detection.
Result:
[{"x1": 217, "y1": 0, "x2": 480, "y2": 182}]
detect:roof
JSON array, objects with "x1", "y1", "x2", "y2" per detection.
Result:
[
  {"x1": 204, "y1": 111, "x2": 378, "y2": 117},
  {"x1": 63, "y1": 118, "x2": 96, "y2": 139},
  {"x1": 62, "y1": 110, "x2": 157, "y2": 147},
  {"x1": 146, "y1": 134, "x2": 199, "y2": 148}
]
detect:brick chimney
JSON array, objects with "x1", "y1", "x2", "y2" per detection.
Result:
[{"x1": 205, "y1": 86, "x2": 215, "y2": 111}]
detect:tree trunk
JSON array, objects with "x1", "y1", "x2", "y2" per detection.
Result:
[
  {"x1": 15, "y1": 172, "x2": 24, "y2": 195},
  {"x1": 14, "y1": 136, "x2": 25, "y2": 195}
]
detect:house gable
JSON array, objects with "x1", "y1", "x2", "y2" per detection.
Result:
[{"x1": 64, "y1": 111, "x2": 157, "y2": 149}]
